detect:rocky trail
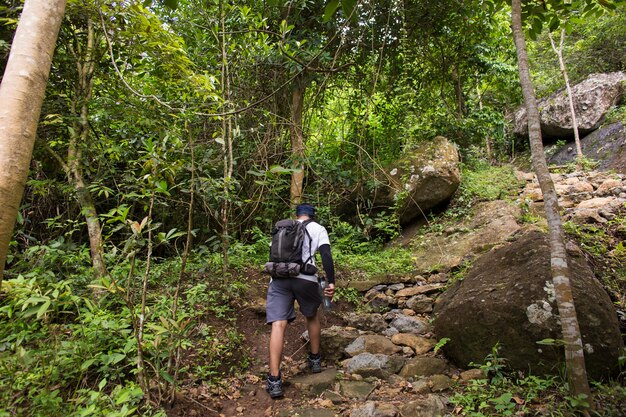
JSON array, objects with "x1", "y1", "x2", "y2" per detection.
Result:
[{"x1": 168, "y1": 168, "x2": 626, "y2": 417}]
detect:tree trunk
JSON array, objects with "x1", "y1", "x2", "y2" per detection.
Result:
[
  {"x1": 549, "y1": 29, "x2": 583, "y2": 167},
  {"x1": 0, "y1": 0, "x2": 67, "y2": 288},
  {"x1": 65, "y1": 17, "x2": 107, "y2": 278},
  {"x1": 511, "y1": 0, "x2": 593, "y2": 405},
  {"x1": 289, "y1": 77, "x2": 306, "y2": 207}
]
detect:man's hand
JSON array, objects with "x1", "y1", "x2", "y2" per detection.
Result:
[{"x1": 324, "y1": 283, "x2": 335, "y2": 300}]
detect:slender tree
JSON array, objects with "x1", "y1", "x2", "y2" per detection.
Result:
[
  {"x1": 511, "y1": 0, "x2": 592, "y2": 406},
  {"x1": 548, "y1": 29, "x2": 583, "y2": 167},
  {"x1": 0, "y1": 0, "x2": 67, "y2": 288}
]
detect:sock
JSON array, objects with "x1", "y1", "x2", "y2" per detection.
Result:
[
  {"x1": 309, "y1": 352, "x2": 321, "y2": 359},
  {"x1": 268, "y1": 374, "x2": 281, "y2": 381}
]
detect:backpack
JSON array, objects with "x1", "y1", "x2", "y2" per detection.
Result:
[{"x1": 264, "y1": 219, "x2": 317, "y2": 278}]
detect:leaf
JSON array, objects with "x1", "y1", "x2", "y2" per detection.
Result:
[
  {"x1": 341, "y1": 0, "x2": 357, "y2": 21},
  {"x1": 214, "y1": 137, "x2": 225, "y2": 145},
  {"x1": 269, "y1": 165, "x2": 293, "y2": 174},
  {"x1": 163, "y1": 0, "x2": 178, "y2": 10},
  {"x1": 160, "y1": 369, "x2": 175, "y2": 384},
  {"x1": 36, "y1": 301, "x2": 51, "y2": 319},
  {"x1": 81, "y1": 358, "x2": 97, "y2": 371},
  {"x1": 323, "y1": 0, "x2": 340, "y2": 22}
]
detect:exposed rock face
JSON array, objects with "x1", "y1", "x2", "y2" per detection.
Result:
[
  {"x1": 514, "y1": 72, "x2": 626, "y2": 138},
  {"x1": 549, "y1": 122, "x2": 626, "y2": 174},
  {"x1": 433, "y1": 230, "x2": 624, "y2": 379},
  {"x1": 410, "y1": 200, "x2": 522, "y2": 273},
  {"x1": 375, "y1": 136, "x2": 460, "y2": 225}
]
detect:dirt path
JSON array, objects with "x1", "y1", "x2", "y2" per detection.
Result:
[{"x1": 166, "y1": 274, "x2": 352, "y2": 417}]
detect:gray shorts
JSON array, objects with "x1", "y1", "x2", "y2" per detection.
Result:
[{"x1": 266, "y1": 277, "x2": 321, "y2": 324}]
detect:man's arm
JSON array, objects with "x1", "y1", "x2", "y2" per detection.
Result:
[{"x1": 318, "y1": 244, "x2": 335, "y2": 299}]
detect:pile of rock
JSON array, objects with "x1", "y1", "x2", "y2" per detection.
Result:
[{"x1": 518, "y1": 170, "x2": 626, "y2": 224}]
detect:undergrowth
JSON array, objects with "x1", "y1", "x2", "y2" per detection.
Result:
[{"x1": 450, "y1": 345, "x2": 626, "y2": 417}]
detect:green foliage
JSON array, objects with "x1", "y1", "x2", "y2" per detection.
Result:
[
  {"x1": 447, "y1": 164, "x2": 524, "y2": 219},
  {"x1": 451, "y1": 345, "x2": 573, "y2": 416},
  {"x1": 335, "y1": 246, "x2": 416, "y2": 279},
  {"x1": 333, "y1": 287, "x2": 361, "y2": 306}
]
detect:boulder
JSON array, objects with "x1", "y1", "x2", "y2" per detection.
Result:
[
  {"x1": 291, "y1": 368, "x2": 340, "y2": 396},
  {"x1": 399, "y1": 395, "x2": 448, "y2": 417},
  {"x1": 391, "y1": 333, "x2": 436, "y2": 354},
  {"x1": 343, "y1": 312, "x2": 389, "y2": 333},
  {"x1": 345, "y1": 335, "x2": 403, "y2": 357},
  {"x1": 433, "y1": 230, "x2": 624, "y2": 379},
  {"x1": 399, "y1": 357, "x2": 449, "y2": 379},
  {"x1": 375, "y1": 136, "x2": 460, "y2": 225},
  {"x1": 389, "y1": 315, "x2": 431, "y2": 335},
  {"x1": 350, "y1": 401, "x2": 399, "y2": 417},
  {"x1": 550, "y1": 122, "x2": 626, "y2": 174},
  {"x1": 321, "y1": 326, "x2": 361, "y2": 360},
  {"x1": 344, "y1": 353, "x2": 405, "y2": 379},
  {"x1": 514, "y1": 72, "x2": 626, "y2": 138}
]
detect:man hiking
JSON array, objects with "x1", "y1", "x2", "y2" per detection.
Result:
[{"x1": 265, "y1": 203, "x2": 335, "y2": 398}]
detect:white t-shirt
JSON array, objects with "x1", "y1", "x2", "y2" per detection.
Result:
[{"x1": 297, "y1": 220, "x2": 330, "y2": 282}]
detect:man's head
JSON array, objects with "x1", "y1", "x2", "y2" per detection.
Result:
[{"x1": 295, "y1": 203, "x2": 316, "y2": 219}]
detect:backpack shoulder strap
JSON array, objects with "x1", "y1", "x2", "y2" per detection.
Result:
[{"x1": 302, "y1": 220, "x2": 316, "y2": 264}]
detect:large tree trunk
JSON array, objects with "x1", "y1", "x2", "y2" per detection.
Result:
[
  {"x1": 511, "y1": 0, "x2": 592, "y2": 405},
  {"x1": 0, "y1": 0, "x2": 67, "y2": 288},
  {"x1": 289, "y1": 76, "x2": 306, "y2": 206}
]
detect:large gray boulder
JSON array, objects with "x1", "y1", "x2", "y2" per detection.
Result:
[
  {"x1": 433, "y1": 230, "x2": 623, "y2": 380},
  {"x1": 514, "y1": 72, "x2": 626, "y2": 138},
  {"x1": 375, "y1": 136, "x2": 460, "y2": 225},
  {"x1": 549, "y1": 122, "x2": 626, "y2": 174}
]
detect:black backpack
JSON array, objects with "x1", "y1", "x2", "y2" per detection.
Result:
[{"x1": 264, "y1": 219, "x2": 317, "y2": 278}]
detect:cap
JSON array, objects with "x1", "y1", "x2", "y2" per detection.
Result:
[{"x1": 295, "y1": 203, "x2": 316, "y2": 217}]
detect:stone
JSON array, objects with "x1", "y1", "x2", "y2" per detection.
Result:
[
  {"x1": 339, "y1": 380, "x2": 375, "y2": 399},
  {"x1": 321, "y1": 326, "x2": 361, "y2": 361},
  {"x1": 395, "y1": 284, "x2": 445, "y2": 298},
  {"x1": 344, "y1": 353, "x2": 405, "y2": 379},
  {"x1": 322, "y1": 389, "x2": 345, "y2": 404},
  {"x1": 382, "y1": 327, "x2": 399, "y2": 337},
  {"x1": 460, "y1": 369, "x2": 487, "y2": 381},
  {"x1": 428, "y1": 374, "x2": 452, "y2": 392},
  {"x1": 279, "y1": 409, "x2": 336, "y2": 417},
  {"x1": 291, "y1": 368, "x2": 340, "y2": 396},
  {"x1": 391, "y1": 333, "x2": 436, "y2": 355},
  {"x1": 406, "y1": 295, "x2": 434, "y2": 314},
  {"x1": 514, "y1": 71, "x2": 626, "y2": 138},
  {"x1": 399, "y1": 395, "x2": 448, "y2": 417},
  {"x1": 399, "y1": 357, "x2": 449, "y2": 379},
  {"x1": 388, "y1": 283, "x2": 405, "y2": 291},
  {"x1": 595, "y1": 179, "x2": 623, "y2": 196},
  {"x1": 345, "y1": 335, "x2": 403, "y2": 357},
  {"x1": 374, "y1": 136, "x2": 460, "y2": 225},
  {"x1": 350, "y1": 401, "x2": 399, "y2": 417},
  {"x1": 433, "y1": 230, "x2": 624, "y2": 379},
  {"x1": 390, "y1": 315, "x2": 430, "y2": 334},
  {"x1": 343, "y1": 312, "x2": 389, "y2": 333},
  {"x1": 411, "y1": 378, "x2": 431, "y2": 394}
]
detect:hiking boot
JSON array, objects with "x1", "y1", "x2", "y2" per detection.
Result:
[
  {"x1": 266, "y1": 375, "x2": 283, "y2": 398},
  {"x1": 307, "y1": 354, "x2": 322, "y2": 373}
]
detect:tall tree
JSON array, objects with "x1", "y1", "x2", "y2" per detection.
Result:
[
  {"x1": 0, "y1": 0, "x2": 67, "y2": 288},
  {"x1": 510, "y1": 0, "x2": 592, "y2": 405}
]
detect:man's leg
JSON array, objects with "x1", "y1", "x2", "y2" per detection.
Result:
[
  {"x1": 269, "y1": 320, "x2": 288, "y2": 377},
  {"x1": 306, "y1": 310, "x2": 321, "y2": 355}
]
